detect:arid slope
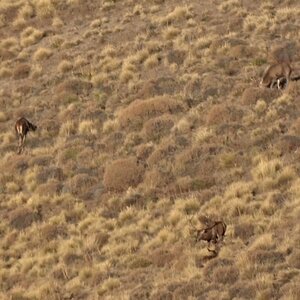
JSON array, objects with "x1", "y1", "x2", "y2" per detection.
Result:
[{"x1": 0, "y1": 0, "x2": 300, "y2": 299}]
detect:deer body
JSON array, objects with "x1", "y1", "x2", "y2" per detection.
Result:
[
  {"x1": 15, "y1": 117, "x2": 37, "y2": 154},
  {"x1": 196, "y1": 221, "x2": 227, "y2": 244},
  {"x1": 260, "y1": 62, "x2": 292, "y2": 89}
]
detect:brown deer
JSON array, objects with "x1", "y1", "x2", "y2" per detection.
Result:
[
  {"x1": 260, "y1": 62, "x2": 292, "y2": 90},
  {"x1": 189, "y1": 217, "x2": 227, "y2": 254},
  {"x1": 15, "y1": 117, "x2": 37, "y2": 154}
]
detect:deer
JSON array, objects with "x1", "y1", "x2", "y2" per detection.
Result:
[
  {"x1": 15, "y1": 117, "x2": 37, "y2": 154},
  {"x1": 259, "y1": 44, "x2": 300, "y2": 90},
  {"x1": 260, "y1": 62, "x2": 292, "y2": 90},
  {"x1": 188, "y1": 216, "x2": 227, "y2": 254}
]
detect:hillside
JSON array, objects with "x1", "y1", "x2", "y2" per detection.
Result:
[{"x1": 0, "y1": 0, "x2": 300, "y2": 299}]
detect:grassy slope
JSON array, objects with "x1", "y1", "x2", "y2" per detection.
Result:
[{"x1": 0, "y1": 0, "x2": 300, "y2": 299}]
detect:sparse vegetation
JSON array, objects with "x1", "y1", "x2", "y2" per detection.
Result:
[{"x1": 0, "y1": 0, "x2": 299, "y2": 299}]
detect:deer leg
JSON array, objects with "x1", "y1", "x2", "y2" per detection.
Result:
[
  {"x1": 19, "y1": 135, "x2": 26, "y2": 154},
  {"x1": 207, "y1": 241, "x2": 215, "y2": 252},
  {"x1": 270, "y1": 80, "x2": 277, "y2": 89},
  {"x1": 277, "y1": 77, "x2": 286, "y2": 90},
  {"x1": 17, "y1": 135, "x2": 23, "y2": 154}
]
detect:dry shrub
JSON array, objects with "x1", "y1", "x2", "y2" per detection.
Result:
[
  {"x1": 0, "y1": 67, "x2": 12, "y2": 79},
  {"x1": 150, "y1": 289, "x2": 172, "y2": 300},
  {"x1": 142, "y1": 114, "x2": 174, "y2": 140},
  {"x1": 13, "y1": 63, "x2": 30, "y2": 79},
  {"x1": 33, "y1": 47, "x2": 53, "y2": 61},
  {"x1": 134, "y1": 77, "x2": 180, "y2": 99},
  {"x1": 4, "y1": 156, "x2": 29, "y2": 173},
  {"x1": 57, "y1": 60, "x2": 73, "y2": 73},
  {"x1": 9, "y1": 207, "x2": 41, "y2": 230},
  {"x1": 159, "y1": 6, "x2": 191, "y2": 25},
  {"x1": 91, "y1": 72, "x2": 109, "y2": 88},
  {"x1": 234, "y1": 222, "x2": 255, "y2": 242},
  {"x1": 212, "y1": 265, "x2": 239, "y2": 285},
  {"x1": 172, "y1": 279, "x2": 206, "y2": 299},
  {"x1": 247, "y1": 250, "x2": 284, "y2": 265},
  {"x1": 136, "y1": 142, "x2": 154, "y2": 161},
  {"x1": 118, "y1": 95, "x2": 185, "y2": 128},
  {"x1": 290, "y1": 117, "x2": 300, "y2": 135},
  {"x1": 206, "y1": 104, "x2": 234, "y2": 125},
  {"x1": 36, "y1": 179, "x2": 63, "y2": 196},
  {"x1": 241, "y1": 87, "x2": 278, "y2": 105},
  {"x1": 147, "y1": 139, "x2": 177, "y2": 167},
  {"x1": 229, "y1": 281, "x2": 256, "y2": 299},
  {"x1": 66, "y1": 174, "x2": 97, "y2": 197},
  {"x1": 150, "y1": 246, "x2": 181, "y2": 268},
  {"x1": 183, "y1": 77, "x2": 202, "y2": 106},
  {"x1": 162, "y1": 26, "x2": 180, "y2": 40},
  {"x1": 40, "y1": 223, "x2": 67, "y2": 241},
  {"x1": 287, "y1": 251, "x2": 300, "y2": 268},
  {"x1": 78, "y1": 120, "x2": 97, "y2": 135},
  {"x1": 275, "y1": 135, "x2": 300, "y2": 155},
  {"x1": 127, "y1": 255, "x2": 152, "y2": 269},
  {"x1": 285, "y1": 81, "x2": 300, "y2": 98},
  {"x1": 129, "y1": 283, "x2": 153, "y2": 300},
  {"x1": 167, "y1": 49, "x2": 185, "y2": 65},
  {"x1": 103, "y1": 157, "x2": 145, "y2": 192},
  {"x1": 279, "y1": 280, "x2": 300, "y2": 300},
  {"x1": 199, "y1": 74, "x2": 225, "y2": 99},
  {"x1": 20, "y1": 27, "x2": 44, "y2": 47},
  {"x1": 52, "y1": 16, "x2": 64, "y2": 28},
  {"x1": 0, "y1": 111, "x2": 7, "y2": 122},
  {"x1": 144, "y1": 54, "x2": 160, "y2": 69},
  {"x1": 56, "y1": 78, "x2": 92, "y2": 96},
  {"x1": 35, "y1": 0, "x2": 55, "y2": 18}
]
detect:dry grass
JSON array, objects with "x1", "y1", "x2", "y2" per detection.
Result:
[
  {"x1": 33, "y1": 47, "x2": 53, "y2": 61},
  {"x1": 103, "y1": 157, "x2": 145, "y2": 191},
  {"x1": 20, "y1": 27, "x2": 44, "y2": 47},
  {"x1": 0, "y1": 0, "x2": 299, "y2": 299},
  {"x1": 57, "y1": 60, "x2": 73, "y2": 73},
  {"x1": 118, "y1": 95, "x2": 186, "y2": 128}
]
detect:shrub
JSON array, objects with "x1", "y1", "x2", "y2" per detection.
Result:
[
  {"x1": 241, "y1": 87, "x2": 278, "y2": 105},
  {"x1": 67, "y1": 174, "x2": 97, "y2": 197},
  {"x1": 0, "y1": 67, "x2": 12, "y2": 79},
  {"x1": 0, "y1": 112, "x2": 7, "y2": 122},
  {"x1": 13, "y1": 63, "x2": 30, "y2": 79},
  {"x1": 206, "y1": 104, "x2": 233, "y2": 125},
  {"x1": 78, "y1": 120, "x2": 97, "y2": 135},
  {"x1": 142, "y1": 114, "x2": 174, "y2": 140},
  {"x1": 57, "y1": 60, "x2": 73, "y2": 73},
  {"x1": 118, "y1": 95, "x2": 185, "y2": 128},
  {"x1": 33, "y1": 47, "x2": 53, "y2": 61},
  {"x1": 103, "y1": 157, "x2": 145, "y2": 192},
  {"x1": 9, "y1": 207, "x2": 41, "y2": 230},
  {"x1": 20, "y1": 27, "x2": 43, "y2": 47}
]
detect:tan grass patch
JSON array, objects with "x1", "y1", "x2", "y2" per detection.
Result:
[
  {"x1": 20, "y1": 27, "x2": 43, "y2": 47},
  {"x1": 33, "y1": 47, "x2": 53, "y2": 61},
  {"x1": 118, "y1": 95, "x2": 185, "y2": 128},
  {"x1": 0, "y1": 67, "x2": 12, "y2": 79},
  {"x1": 78, "y1": 120, "x2": 97, "y2": 135},
  {"x1": 57, "y1": 60, "x2": 73, "y2": 73},
  {"x1": 103, "y1": 157, "x2": 145, "y2": 192}
]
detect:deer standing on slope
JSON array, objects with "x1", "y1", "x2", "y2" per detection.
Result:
[
  {"x1": 15, "y1": 117, "x2": 37, "y2": 154},
  {"x1": 189, "y1": 216, "x2": 227, "y2": 254}
]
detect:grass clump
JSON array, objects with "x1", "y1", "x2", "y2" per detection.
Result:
[
  {"x1": 20, "y1": 27, "x2": 44, "y2": 47},
  {"x1": 103, "y1": 157, "x2": 145, "y2": 192},
  {"x1": 118, "y1": 95, "x2": 185, "y2": 128},
  {"x1": 33, "y1": 47, "x2": 53, "y2": 61},
  {"x1": 57, "y1": 60, "x2": 73, "y2": 73}
]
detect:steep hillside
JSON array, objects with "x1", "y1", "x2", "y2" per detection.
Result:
[{"x1": 0, "y1": 0, "x2": 300, "y2": 299}]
